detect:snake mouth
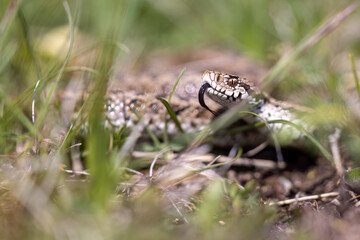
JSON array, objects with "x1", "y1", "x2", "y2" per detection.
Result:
[
  {"x1": 199, "y1": 70, "x2": 255, "y2": 115},
  {"x1": 198, "y1": 82, "x2": 216, "y2": 115}
]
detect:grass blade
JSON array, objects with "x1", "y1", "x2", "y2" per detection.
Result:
[
  {"x1": 0, "y1": 0, "x2": 20, "y2": 36},
  {"x1": 194, "y1": 148, "x2": 243, "y2": 173},
  {"x1": 238, "y1": 111, "x2": 284, "y2": 163},
  {"x1": 262, "y1": 3, "x2": 357, "y2": 91},
  {"x1": 162, "y1": 68, "x2": 186, "y2": 144},
  {"x1": 158, "y1": 97, "x2": 184, "y2": 133},
  {"x1": 169, "y1": 67, "x2": 185, "y2": 102},
  {"x1": 264, "y1": 119, "x2": 333, "y2": 162},
  {"x1": 35, "y1": 1, "x2": 75, "y2": 132},
  {"x1": 349, "y1": 53, "x2": 360, "y2": 99}
]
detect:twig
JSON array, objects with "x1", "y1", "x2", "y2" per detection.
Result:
[
  {"x1": 132, "y1": 151, "x2": 285, "y2": 169},
  {"x1": 329, "y1": 128, "x2": 344, "y2": 176},
  {"x1": 64, "y1": 163, "x2": 147, "y2": 178},
  {"x1": 269, "y1": 191, "x2": 339, "y2": 206},
  {"x1": 206, "y1": 155, "x2": 221, "y2": 167},
  {"x1": 66, "y1": 143, "x2": 82, "y2": 149},
  {"x1": 243, "y1": 141, "x2": 268, "y2": 157},
  {"x1": 122, "y1": 167, "x2": 146, "y2": 178},
  {"x1": 348, "y1": 192, "x2": 360, "y2": 202},
  {"x1": 63, "y1": 169, "x2": 90, "y2": 176},
  {"x1": 202, "y1": 155, "x2": 284, "y2": 169},
  {"x1": 63, "y1": 167, "x2": 146, "y2": 177},
  {"x1": 118, "y1": 182, "x2": 148, "y2": 187}
]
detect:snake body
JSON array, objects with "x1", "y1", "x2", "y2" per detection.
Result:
[
  {"x1": 105, "y1": 71, "x2": 213, "y2": 136},
  {"x1": 105, "y1": 69, "x2": 305, "y2": 147}
]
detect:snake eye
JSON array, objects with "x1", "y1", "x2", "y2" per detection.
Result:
[{"x1": 228, "y1": 78, "x2": 238, "y2": 87}]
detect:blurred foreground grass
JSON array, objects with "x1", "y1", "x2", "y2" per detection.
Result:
[{"x1": 1, "y1": 0, "x2": 360, "y2": 239}]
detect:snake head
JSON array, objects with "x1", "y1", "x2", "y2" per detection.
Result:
[{"x1": 198, "y1": 70, "x2": 254, "y2": 114}]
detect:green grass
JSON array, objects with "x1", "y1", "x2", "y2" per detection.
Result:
[{"x1": 1, "y1": 0, "x2": 360, "y2": 239}]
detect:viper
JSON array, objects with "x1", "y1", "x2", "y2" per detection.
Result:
[{"x1": 105, "y1": 70, "x2": 307, "y2": 148}]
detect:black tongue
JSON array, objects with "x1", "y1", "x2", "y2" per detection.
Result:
[{"x1": 198, "y1": 83, "x2": 216, "y2": 115}]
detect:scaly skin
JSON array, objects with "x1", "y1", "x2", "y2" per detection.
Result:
[
  {"x1": 105, "y1": 70, "x2": 213, "y2": 135},
  {"x1": 199, "y1": 70, "x2": 308, "y2": 142},
  {"x1": 105, "y1": 70, "x2": 308, "y2": 145}
]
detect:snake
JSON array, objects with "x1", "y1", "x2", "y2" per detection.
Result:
[
  {"x1": 105, "y1": 69, "x2": 306, "y2": 148},
  {"x1": 106, "y1": 69, "x2": 308, "y2": 204}
]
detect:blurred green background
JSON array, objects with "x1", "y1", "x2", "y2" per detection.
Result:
[
  {"x1": 1, "y1": 0, "x2": 360, "y2": 239},
  {"x1": 1, "y1": 0, "x2": 358, "y2": 87},
  {"x1": 1, "y1": 0, "x2": 359, "y2": 156}
]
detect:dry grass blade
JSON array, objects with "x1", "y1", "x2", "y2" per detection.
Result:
[
  {"x1": 32, "y1": 80, "x2": 40, "y2": 153},
  {"x1": 149, "y1": 147, "x2": 171, "y2": 178},
  {"x1": 2, "y1": 1, "x2": 359, "y2": 239},
  {"x1": 329, "y1": 128, "x2": 344, "y2": 176},
  {"x1": 0, "y1": 0, "x2": 18, "y2": 34}
]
